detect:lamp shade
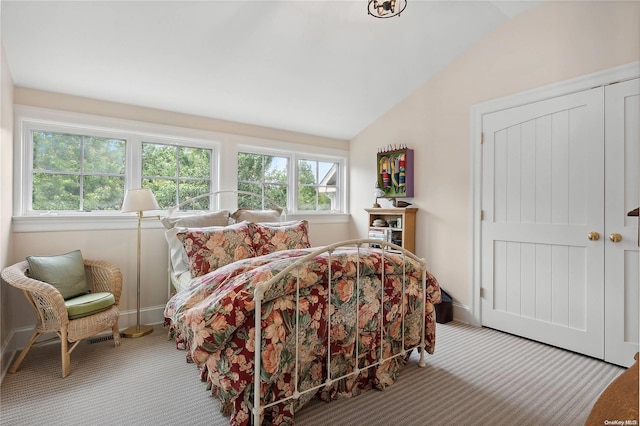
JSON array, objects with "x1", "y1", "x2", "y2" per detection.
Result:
[{"x1": 121, "y1": 188, "x2": 160, "y2": 213}]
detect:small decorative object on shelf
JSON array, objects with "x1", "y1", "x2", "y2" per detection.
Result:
[
  {"x1": 372, "y1": 218, "x2": 388, "y2": 227},
  {"x1": 377, "y1": 145, "x2": 414, "y2": 198},
  {"x1": 366, "y1": 207, "x2": 417, "y2": 253}
]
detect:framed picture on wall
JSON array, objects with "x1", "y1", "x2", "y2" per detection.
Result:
[{"x1": 377, "y1": 147, "x2": 414, "y2": 198}]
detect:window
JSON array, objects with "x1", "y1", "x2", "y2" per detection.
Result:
[
  {"x1": 237, "y1": 152, "x2": 288, "y2": 209},
  {"x1": 298, "y1": 159, "x2": 339, "y2": 211},
  {"x1": 142, "y1": 142, "x2": 212, "y2": 210},
  {"x1": 16, "y1": 107, "x2": 347, "y2": 230},
  {"x1": 237, "y1": 151, "x2": 343, "y2": 213},
  {"x1": 31, "y1": 131, "x2": 126, "y2": 212}
]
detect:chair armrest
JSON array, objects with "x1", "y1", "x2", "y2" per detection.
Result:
[
  {"x1": 84, "y1": 259, "x2": 123, "y2": 304},
  {"x1": 1, "y1": 261, "x2": 69, "y2": 325}
]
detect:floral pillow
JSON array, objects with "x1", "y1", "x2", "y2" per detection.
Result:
[
  {"x1": 176, "y1": 222, "x2": 256, "y2": 278},
  {"x1": 249, "y1": 220, "x2": 311, "y2": 256}
]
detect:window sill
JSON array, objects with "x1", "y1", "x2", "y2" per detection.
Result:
[
  {"x1": 12, "y1": 213, "x2": 351, "y2": 233},
  {"x1": 12, "y1": 215, "x2": 162, "y2": 233}
]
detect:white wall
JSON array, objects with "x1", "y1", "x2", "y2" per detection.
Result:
[
  {"x1": 1, "y1": 42, "x2": 15, "y2": 372},
  {"x1": 349, "y1": 1, "x2": 640, "y2": 320}
]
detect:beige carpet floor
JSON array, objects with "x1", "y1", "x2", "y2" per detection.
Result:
[{"x1": 0, "y1": 322, "x2": 625, "y2": 426}]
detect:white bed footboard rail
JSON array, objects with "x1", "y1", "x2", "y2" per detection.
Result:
[{"x1": 252, "y1": 239, "x2": 428, "y2": 425}]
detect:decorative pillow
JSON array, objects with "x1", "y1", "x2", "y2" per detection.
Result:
[
  {"x1": 26, "y1": 250, "x2": 88, "y2": 300},
  {"x1": 248, "y1": 220, "x2": 311, "y2": 256},
  {"x1": 160, "y1": 210, "x2": 230, "y2": 229},
  {"x1": 230, "y1": 208, "x2": 282, "y2": 223},
  {"x1": 176, "y1": 222, "x2": 256, "y2": 278}
]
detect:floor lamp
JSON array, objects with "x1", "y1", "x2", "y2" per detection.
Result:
[{"x1": 121, "y1": 188, "x2": 159, "y2": 338}]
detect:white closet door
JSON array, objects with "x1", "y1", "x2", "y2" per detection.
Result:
[
  {"x1": 481, "y1": 87, "x2": 605, "y2": 358},
  {"x1": 604, "y1": 78, "x2": 640, "y2": 367}
]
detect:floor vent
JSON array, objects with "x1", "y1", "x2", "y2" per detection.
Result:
[{"x1": 88, "y1": 335, "x2": 114, "y2": 344}]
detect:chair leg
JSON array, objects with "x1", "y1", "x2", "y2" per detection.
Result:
[
  {"x1": 9, "y1": 329, "x2": 41, "y2": 374},
  {"x1": 112, "y1": 323, "x2": 121, "y2": 347},
  {"x1": 60, "y1": 327, "x2": 71, "y2": 378}
]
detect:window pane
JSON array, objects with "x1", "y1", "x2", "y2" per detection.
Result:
[
  {"x1": 179, "y1": 147, "x2": 210, "y2": 179},
  {"x1": 265, "y1": 156, "x2": 288, "y2": 184},
  {"x1": 144, "y1": 178, "x2": 177, "y2": 210},
  {"x1": 33, "y1": 131, "x2": 81, "y2": 172},
  {"x1": 297, "y1": 159, "x2": 339, "y2": 211},
  {"x1": 237, "y1": 153, "x2": 263, "y2": 182},
  {"x1": 32, "y1": 173, "x2": 80, "y2": 210},
  {"x1": 238, "y1": 182, "x2": 262, "y2": 209},
  {"x1": 318, "y1": 161, "x2": 337, "y2": 185},
  {"x1": 297, "y1": 186, "x2": 316, "y2": 211},
  {"x1": 264, "y1": 184, "x2": 287, "y2": 209},
  {"x1": 318, "y1": 187, "x2": 333, "y2": 211},
  {"x1": 238, "y1": 153, "x2": 289, "y2": 209},
  {"x1": 143, "y1": 143, "x2": 212, "y2": 210},
  {"x1": 179, "y1": 180, "x2": 210, "y2": 210},
  {"x1": 298, "y1": 160, "x2": 316, "y2": 184},
  {"x1": 84, "y1": 137, "x2": 126, "y2": 174},
  {"x1": 83, "y1": 176, "x2": 125, "y2": 211},
  {"x1": 142, "y1": 143, "x2": 177, "y2": 177}
]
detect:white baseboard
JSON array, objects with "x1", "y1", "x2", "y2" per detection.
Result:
[
  {"x1": 452, "y1": 302, "x2": 471, "y2": 324},
  {"x1": 1, "y1": 304, "x2": 166, "y2": 384},
  {"x1": 1, "y1": 329, "x2": 16, "y2": 383}
]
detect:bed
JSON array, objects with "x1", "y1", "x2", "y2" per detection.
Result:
[{"x1": 162, "y1": 191, "x2": 441, "y2": 425}]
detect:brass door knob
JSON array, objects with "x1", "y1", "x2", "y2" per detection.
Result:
[
  {"x1": 588, "y1": 232, "x2": 600, "y2": 241},
  {"x1": 609, "y1": 233, "x2": 622, "y2": 243}
]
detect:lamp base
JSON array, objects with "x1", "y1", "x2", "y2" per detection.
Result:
[{"x1": 121, "y1": 324, "x2": 153, "y2": 338}]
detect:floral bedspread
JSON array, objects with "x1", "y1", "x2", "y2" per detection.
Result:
[{"x1": 164, "y1": 247, "x2": 441, "y2": 425}]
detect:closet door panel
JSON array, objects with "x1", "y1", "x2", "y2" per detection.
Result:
[
  {"x1": 481, "y1": 87, "x2": 605, "y2": 358},
  {"x1": 604, "y1": 78, "x2": 640, "y2": 367}
]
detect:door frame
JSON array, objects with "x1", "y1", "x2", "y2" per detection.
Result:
[{"x1": 469, "y1": 61, "x2": 640, "y2": 327}]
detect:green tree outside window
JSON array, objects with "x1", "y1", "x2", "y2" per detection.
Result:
[
  {"x1": 237, "y1": 152, "x2": 288, "y2": 209},
  {"x1": 32, "y1": 131, "x2": 125, "y2": 211},
  {"x1": 142, "y1": 142, "x2": 212, "y2": 210}
]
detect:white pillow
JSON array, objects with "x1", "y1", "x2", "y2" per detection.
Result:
[
  {"x1": 160, "y1": 210, "x2": 230, "y2": 229},
  {"x1": 165, "y1": 227, "x2": 190, "y2": 276},
  {"x1": 230, "y1": 208, "x2": 282, "y2": 223}
]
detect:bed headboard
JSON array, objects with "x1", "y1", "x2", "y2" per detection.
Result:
[
  {"x1": 167, "y1": 190, "x2": 287, "y2": 218},
  {"x1": 162, "y1": 190, "x2": 287, "y2": 229}
]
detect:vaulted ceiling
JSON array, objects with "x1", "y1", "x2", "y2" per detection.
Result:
[{"x1": 1, "y1": 1, "x2": 542, "y2": 140}]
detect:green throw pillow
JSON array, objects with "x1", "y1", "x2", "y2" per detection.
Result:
[{"x1": 27, "y1": 250, "x2": 88, "y2": 300}]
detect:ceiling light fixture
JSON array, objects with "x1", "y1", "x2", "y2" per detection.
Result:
[{"x1": 368, "y1": 0, "x2": 407, "y2": 18}]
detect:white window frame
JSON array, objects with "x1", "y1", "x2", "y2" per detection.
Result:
[
  {"x1": 13, "y1": 106, "x2": 350, "y2": 232},
  {"x1": 236, "y1": 144, "x2": 347, "y2": 216},
  {"x1": 26, "y1": 127, "x2": 129, "y2": 213},
  {"x1": 139, "y1": 139, "x2": 216, "y2": 210},
  {"x1": 296, "y1": 157, "x2": 341, "y2": 213},
  {"x1": 236, "y1": 149, "x2": 290, "y2": 209},
  {"x1": 13, "y1": 106, "x2": 221, "y2": 232}
]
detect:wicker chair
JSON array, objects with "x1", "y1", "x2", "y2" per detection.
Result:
[{"x1": 1, "y1": 259, "x2": 122, "y2": 377}]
